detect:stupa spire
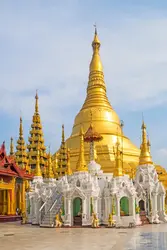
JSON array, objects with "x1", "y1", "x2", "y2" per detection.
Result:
[
  {"x1": 27, "y1": 92, "x2": 47, "y2": 172},
  {"x1": 16, "y1": 117, "x2": 29, "y2": 170},
  {"x1": 76, "y1": 127, "x2": 88, "y2": 172},
  {"x1": 10, "y1": 137, "x2": 14, "y2": 156},
  {"x1": 81, "y1": 27, "x2": 113, "y2": 112},
  {"x1": 113, "y1": 135, "x2": 123, "y2": 177},
  {"x1": 57, "y1": 125, "x2": 68, "y2": 177},
  {"x1": 139, "y1": 121, "x2": 153, "y2": 165},
  {"x1": 35, "y1": 90, "x2": 39, "y2": 114},
  {"x1": 62, "y1": 124, "x2": 65, "y2": 143}
]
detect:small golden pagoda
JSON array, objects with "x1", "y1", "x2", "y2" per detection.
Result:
[
  {"x1": 15, "y1": 117, "x2": 29, "y2": 171},
  {"x1": 139, "y1": 121, "x2": 153, "y2": 166},
  {"x1": 57, "y1": 125, "x2": 68, "y2": 177},
  {"x1": 65, "y1": 27, "x2": 140, "y2": 173},
  {"x1": 27, "y1": 91, "x2": 47, "y2": 172}
]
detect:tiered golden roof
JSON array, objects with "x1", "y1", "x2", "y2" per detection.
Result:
[
  {"x1": 139, "y1": 121, "x2": 153, "y2": 165},
  {"x1": 65, "y1": 27, "x2": 140, "y2": 173},
  {"x1": 27, "y1": 92, "x2": 47, "y2": 171},
  {"x1": 15, "y1": 117, "x2": 29, "y2": 170},
  {"x1": 76, "y1": 127, "x2": 88, "y2": 172},
  {"x1": 57, "y1": 125, "x2": 68, "y2": 177}
]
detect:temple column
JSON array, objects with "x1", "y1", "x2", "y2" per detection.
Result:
[
  {"x1": 64, "y1": 198, "x2": 71, "y2": 226},
  {"x1": 11, "y1": 186, "x2": 16, "y2": 215},
  {"x1": 19, "y1": 186, "x2": 22, "y2": 210},
  {"x1": 21, "y1": 180, "x2": 26, "y2": 213},
  {"x1": 2, "y1": 190, "x2": 7, "y2": 215},
  {"x1": 0, "y1": 190, "x2": 2, "y2": 214},
  {"x1": 94, "y1": 197, "x2": 97, "y2": 214},
  {"x1": 116, "y1": 196, "x2": 120, "y2": 221},
  {"x1": 7, "y1": 190, "x2": 11, "y2": 215},
  {"x1": 132, "y1": 196, "x2": 136, "y2": 220}
]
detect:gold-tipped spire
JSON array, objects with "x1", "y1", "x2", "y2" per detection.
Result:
[
  {"x1": 53, "y1": 153, "x2": 59, "y2": 179},
  {"x1": 90, "y1": 25, "x2": 102, "y2": 72},
  {"x1": 139, "y1": 121, "x2": 153, "y2": 165},
  {"x1": 10, "y1": 137, "x2": 14, "y2": 156},
  {"x1": 81, "y1": 27, "x2": 112, "y2": 110},
  {"x1": 66, "y1": 148, "x2": 72, "y2": 175},
  {"x1": 19, "y1": 117, "x2": 23, "y2": 137},
  {"x1": 76, "y1": 127, "x2": 88, "y2": 172},
  {"x1": 62, "y1": 124, "x2": 65, "y2": 143},
  {"x1": 35, "y1": 90, "x2": 39, "y2": 114},
  {"x1": 34, "y1": 147, "x2": 42, "y2": 177},
  {"x1": 113, "y1": 136, "x2": 123, "y2": 176},
  {"x1": 48, "y1": 150, "x2": 54, "y2": 179}
]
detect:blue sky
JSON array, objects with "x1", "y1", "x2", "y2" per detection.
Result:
[{"x1": 1, "y1": 1, "x2": 167, "y2": 167}]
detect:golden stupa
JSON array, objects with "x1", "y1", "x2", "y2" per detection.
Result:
[{"x1": 65, "y1": 27, "x2": 140, "y2": 174}]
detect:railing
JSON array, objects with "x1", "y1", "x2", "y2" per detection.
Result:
[{"x1": 39, "y1": 190, "x2": 63, "y2": 227}]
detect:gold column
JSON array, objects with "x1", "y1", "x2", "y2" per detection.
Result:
[
  {"x1": 21, "y1": 180, "x2": 26, "y2": 213},
  {"x1": 19, "y1": 185, "x2": 22, "y2": 210},
  {"x1": 11, "y1": 189, "x2": 15, "y2": 215},
  {"x1": 11, "y1": 178, "x2": 16, "y2": 215},
  {"x1": 2, "y1": 190, "x2": 7, "y2": 215},
  {"x1": 7, "y1": 190, "x2": 11, "y2": 215},
  {"x1": 0, "y1": 190, "x2": 2, "y2": 214}
]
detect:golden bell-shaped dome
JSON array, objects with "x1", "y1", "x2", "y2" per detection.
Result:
[{"x1": 65, "y1": 28, "x2": 140, "y2": 173}]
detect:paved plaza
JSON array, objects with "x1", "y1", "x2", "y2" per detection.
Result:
[{"x1": 0, "y1": 222, "x2": 167, "y2": 250}]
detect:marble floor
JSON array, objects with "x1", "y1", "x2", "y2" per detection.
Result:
[{"x1": 0, "y1": 222, "x2": 167, "y2": 250}]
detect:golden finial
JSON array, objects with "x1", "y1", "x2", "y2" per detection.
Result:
[
  {"x1": 10, "y1": 137, "x2": 14, "y2": 156},
  {"x1": 62, "y1": 124, "x2": 65, "y2": 143},
  {"x1": 48, "y1": 150, "x2": 54, "y2": 179},
  {"x1": 90, "y1": 25, "x2": 103, "y2": 73},
  {"x1": 19, "y1": 116, "x2": 23, "y2": 137},
  {"x1": 66, "y1": 148, "x2": 72, "y2": 175},
  {"x1": 34, "y1": 147, "x2": 42, "y2": 177},
  {"x1": 92, "y1": 23, "x2": 100, "y2": 48},
  {"x1": 76, "y1": 126, "x2": 87, "y2": 172},
  {"x1": 139, "y1": 120, "x2": 153, "y2": 165},
  {"x1": 35, "y1": 90, "x2": 39, "y2": 114}
]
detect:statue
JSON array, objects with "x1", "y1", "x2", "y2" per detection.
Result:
[
  {"x1": 108, "y1": 214, "x2": 115, "y2": 227},
  {"x1": 55, "y1": 213, "x2": 62, "y2": 228},
  {"x1": 136, "y1": 206, "x2": 140, "y2": 214},
  {"x1": 92, "y1": 213, "x2": 99, "y2": 228},
  {"x1": 21, "y1": 212, "x2": 27, "y2": 224}
]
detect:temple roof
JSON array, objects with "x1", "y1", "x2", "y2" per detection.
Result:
[{"x1": 0, "y1": 142, "x2": 33, "y2": 179}]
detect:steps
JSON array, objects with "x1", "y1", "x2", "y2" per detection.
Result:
[
  {"x1": 39, "y1": 192, "x2": 63, "y2": 228},
  {"x1": 73, "y1": 216, "x2": 82, "y2": 226},
  {"x1": 140, "y1": 211, "x2": 149, "y2": 225}
]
